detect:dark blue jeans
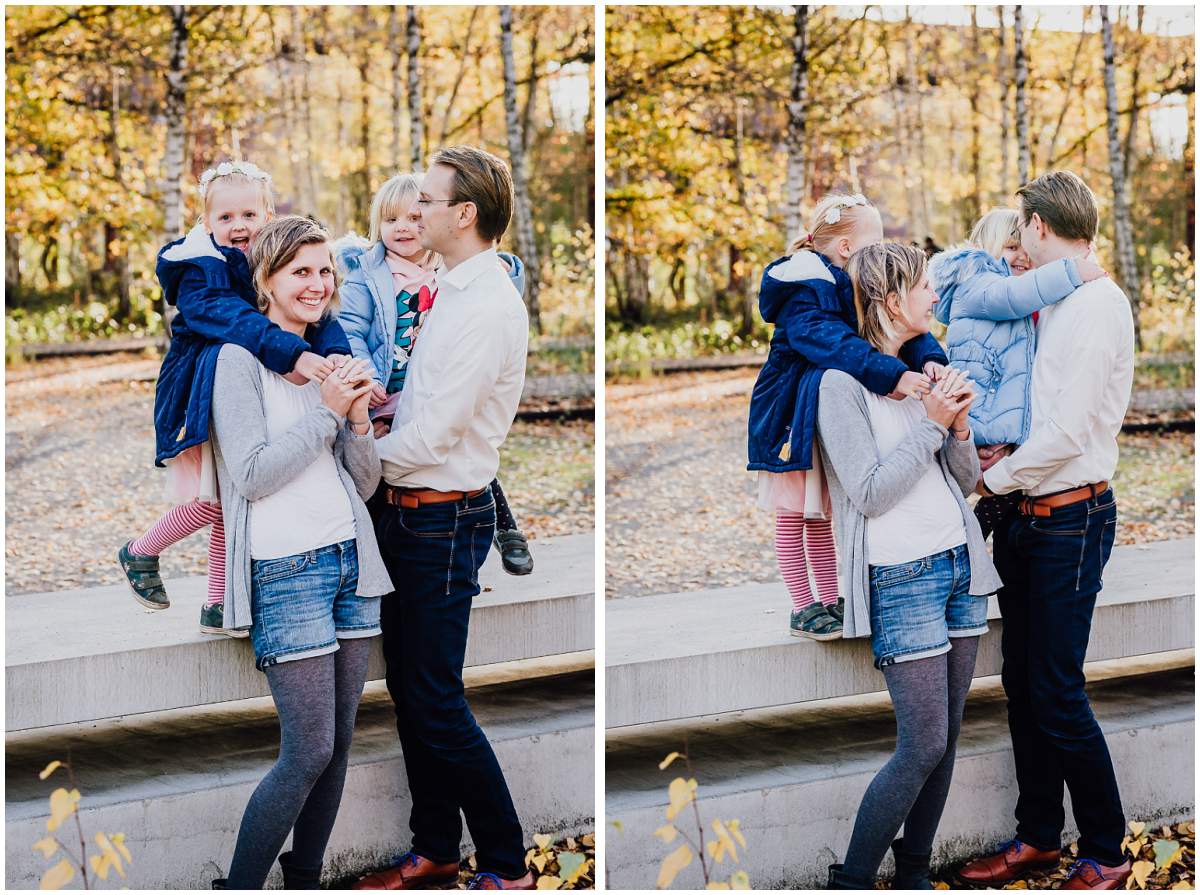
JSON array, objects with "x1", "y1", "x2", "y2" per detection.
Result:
[
  {"x1": 371, "y1": 486, "x2": 526, "y2": 879},
  {"x1": 992, "y1": 488, "x2": 1124, "y2": 866}
]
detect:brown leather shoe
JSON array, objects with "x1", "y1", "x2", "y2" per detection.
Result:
[
  {"x1": 1061, "y1": 858, "x2": 1132, "y2": 890},
  {"x1": 957, "y1": 839, "x2": 1061, "y2": 886},
  {"x1": 351, "y1": 852, "x2": 460, "y2": 890},
  {"x1": 466, "y1": 870, "x2": 535, "y2": 890}
]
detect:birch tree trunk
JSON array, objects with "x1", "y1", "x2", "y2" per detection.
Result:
[
  {"x1": 784, "y1": 5, "x2": 809, "y2": 241},
  {"x1": 161, "y1": 5, "x2": 188, "y2": 334},
  {"x1": 996, "y1": 5, "x2": 1011, "y2": 196},
  {"x1": 407, "y1": 6, "x2": 425, "y2": 169},
  {"x1": 968, "y1": 6, "x2": 983, "y2": 220},
  {"x1": 162, "y1": 5, "x2": 188, "y2": 243},
  {"x1": 1013, "y1": 5, "x2": 1031, "y2": 185},
  {"x1": 1123, "y1": 5, "x2": 1145, "y2": 181},
  {"x1": 108, "y1": 66, "x2": 131, "y2": 321},
  {"x1": 500, "y1": 5, "x2": 542, "y2": 332},
  {"x1": 1100, "y1": 6, "x2": 1143, "y2": 350},
  {"x1": 390, "y1": 5, "x2": 403, "y2": 170}
]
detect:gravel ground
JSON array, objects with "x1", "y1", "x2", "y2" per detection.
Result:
[
  {"x1": 6, "y1": 355, "x2": 593, "y2": 596},
  {"x1": 606, "y1": 369, "x2": 1194, "y2": 599}
]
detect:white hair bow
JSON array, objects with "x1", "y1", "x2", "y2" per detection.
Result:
[{"x1": 198, "y1": 160, "x2": 272, "y2": 199}]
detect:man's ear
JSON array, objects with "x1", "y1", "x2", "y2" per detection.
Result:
[
  {"x1": 1029, "y1": 212, "x2": 1046, "y2": 240},
  {"x1": 456, "y1": 201, "x2": 479, "y2": 232}
]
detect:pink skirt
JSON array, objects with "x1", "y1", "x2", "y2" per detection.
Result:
[
  {"x1": 757, "y1": 439, "x2": 832, "y2": 519},
  {"x1": 164, "y1": 441, "x2": 219, "y2": 506}
]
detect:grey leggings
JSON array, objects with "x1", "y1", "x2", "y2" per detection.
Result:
[
  {"x1": 842, "y1": 636, "x2": 980, "y2": 880},
  {"x1": 226, "y1": 637, "x2": 373, "y2": 889}
]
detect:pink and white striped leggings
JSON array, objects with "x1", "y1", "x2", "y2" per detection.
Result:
[
  {"x1": 130, "y1": 500, "x2": 225, "y2": 607},
  {"x1": 775, "y1": 512, "x2": 839, "y2": 611}
]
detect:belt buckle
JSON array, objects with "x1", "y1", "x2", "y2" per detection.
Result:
[{"x1": 1032, "y1": 502, "x2": 1052, "y2": 518}]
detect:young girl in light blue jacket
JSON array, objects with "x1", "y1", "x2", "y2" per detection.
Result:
[
  {"x1": 334, "y1": 172, "x2": 535, "y2": 575},
  {"x1": 928, "y1": 207, "x2": 1107, "y2": 535}
]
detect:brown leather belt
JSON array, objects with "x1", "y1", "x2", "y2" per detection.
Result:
[
  {"x1": 1017, "y1": 482, "x2": 1109, "y2": 518},
  {"x1": 383, "y1": 485, "x2": 487, "y2": 509}
]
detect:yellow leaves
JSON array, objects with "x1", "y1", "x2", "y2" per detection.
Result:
[
  {"x1": 726, "y1": 820, "x2": 747, "y2": 850},
  {"x1": 657, "y1": 843, "x2": 694, "y2": 889},
  {"x1": 665, "y1": 777, "x2": 698, "y2": 821},
  {"x1": 38, "y1": 761, "x2": 62, "y2": 781},
  {"x1": 579, "y1": 834, "x2": 595, "y2": 848},
  {"x1": 533, "y1": 833, "x2": 555, "y2": 852},
  {"x1": 530, "y1": 853, "x2": 549, "y2": 873},
  {"x1": 1170, "y1": 881, "x2": 1194, "y2": 889},
  {"x1": 705, "y1": 883, "x2": 729, "y2": 890},
  {"x1": 110, "y1": 833, "x2": 132, "y2": 864},
  {"x1": 90, "y1": 832, "x2": 127, "y2": 880},
  {"x1": 730, "y1": 870, "x2": 750, "y2": 889},
  {"x1": 535, "y1": 875, "x2": 562, "y2": 889},
  {"x1": 1130, "y1": 821, "x2": 1147, "y2": 837},
  {"x1": 45, "y1": 788, "x2": 80, "y2": 832},
  {"x1": 659, "y1": 751, "x2": 683, "y2": 770},
  {"x1": 707, "y1": 820, "x2": 739, "y2": 864},
  {"x1": 39, "y1": 858, "x2": 74, "y2": 890},
  {"x1": 611, "y1": 820, "x2": 624, "y2": 833},
  {"x1": 1131, "y1": 860, "x2": 1155, "y2": 889},
  {"x1": 557, "y1": 852, "x2": 588, "y2": 886},
  {"x1": 31, "y1": 837, "x2": 58, "y2": 859},
  {"x1": 654, "y1": 824, "x2": 678, "y2": 844}
]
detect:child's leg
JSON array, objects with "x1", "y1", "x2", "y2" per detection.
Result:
[
  {"x1": 491, "y1": 478, "x2": 519, "y2": 532},
  {"x1": 205, "y1": 512, "x2": 226, "y2": 609},
  {"x1": 776, "y1": 512, "x2": 816, "y2": 610},
  {"x1": 802, "y1": 517, "x2": 840, "y2": 607},
  {"x1": 130, "y1": 500, "x2": 221, "y2": 557}
]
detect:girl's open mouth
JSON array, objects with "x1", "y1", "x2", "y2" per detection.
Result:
[{"x1": 230, "y1": 235, "x2": 250, "y2": 251}]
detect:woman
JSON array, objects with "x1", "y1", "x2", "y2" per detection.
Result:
[
  {"x1": 817, "y1": 242, "x2": 1003, "y2": 889},
  {"x1": 208, "y1": 215, "x2": 393, "y2": 889}
]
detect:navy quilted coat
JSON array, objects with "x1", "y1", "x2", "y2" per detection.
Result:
[
  {"x1": 152, "y1": 225, "x2": 351, "y2": 466},
  {"x1": 747, "y1": 250, "x2": 949, "y2": 473},
  {"x1": 929, "y1": 246, "x2": 1081, "y2": 446}
]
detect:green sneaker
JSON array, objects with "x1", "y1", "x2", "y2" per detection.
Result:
[
  {"x1": 118, "y1": 541, "x2": 169, "y2": 610},
  {"x1": 827, "y1": 597, "x2": 845, "y2": 624},
  {"x1": 789, "y1": 604, "x2": 843, "y2": 641},
  {"x1": 199, "y1": 602, "x2": 249, "y2": 638}
]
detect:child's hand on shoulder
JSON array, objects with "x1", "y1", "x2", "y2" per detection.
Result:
[
  {"x1": 892, "y1": 370, "x2": 933, "y2": 400},
  {"x1": 1075, "y1": 255, "x2": 1108, "y2": 283}
]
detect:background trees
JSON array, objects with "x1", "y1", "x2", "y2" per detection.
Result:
[
  {"x1": 6, "y1": 5, "x2": 595, "y2": 343},
  {"x1": 606, "y1": 6, "x2": 1194, "y2": 355}
]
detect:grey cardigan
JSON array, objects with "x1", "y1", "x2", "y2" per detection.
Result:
[
  {"x1": 210, "y1": 344, "x2": 394, "y2": 631},
  {"x1": 816, "y1": 369, "x2": 1003, "y2": 639}
]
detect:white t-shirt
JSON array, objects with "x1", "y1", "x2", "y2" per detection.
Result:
[
  {"x1": 249, "y1": 369, "x2": 356, "y2": 560},
  {"x1": 863, "y1": 390, "x2": 967, "y2": 566}
]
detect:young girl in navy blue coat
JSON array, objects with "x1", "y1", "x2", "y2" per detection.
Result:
[
  {"x1": 748, "y1": 194, "x2": 950, "y2": 639},
  {"x1": 335, "y1": 172, "x2": 535, "y2": 575},
  {"x1": 119, "y1": 161, "x2": 352, "y2": 634},
  {"x1": 928, "y1": 207, "x2": 1106, "y2": 537}
]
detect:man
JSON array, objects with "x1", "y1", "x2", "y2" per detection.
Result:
[
  {"x1": 352, "y1": 146, "x2": 534, "y2": 891},
  {"x1": 958, "y1": 171, "x2": 1135, "y2": 891}
]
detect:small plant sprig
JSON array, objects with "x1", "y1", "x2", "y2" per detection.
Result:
[
  {"x1": 32, "y1": 757, "x2": 133, "y2": 889},
  {"x1": 652, "y1": 737, "x2": 749, "y2": 890}
]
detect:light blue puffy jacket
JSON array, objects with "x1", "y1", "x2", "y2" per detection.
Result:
[
  {"x1": 929, "y1": 247, "x2": 1081, "y2": 446},
  {"x1": 334, "y1": 237, "x2": 526, "y2": 387}
]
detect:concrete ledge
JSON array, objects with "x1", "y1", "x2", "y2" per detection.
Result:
[
  {"x1": 604, "y1": 668, "x2": 1194, "y2": 889},
  {"x1": 606, "y1": 539, "x2": 1193, "y2": 728},
  {"x1": 6, "y1": 673, "x2": 594, "y2": 889},
  {"x1": 6, "y1": 533, "x2": 594, "y2": 731}
]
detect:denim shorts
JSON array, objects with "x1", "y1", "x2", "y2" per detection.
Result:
[
  {"x1": 249, "y1": 539, "x2": 381, "y2": 671},
  {"x1": 868, "y1": 543, "x2": 989, "y2": 668}
]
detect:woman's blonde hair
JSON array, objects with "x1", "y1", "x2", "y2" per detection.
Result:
[
  {"x1": 847, "y1": 242, "x2": 927, "y2": 352},
  {"x1": 969, "y1": 207, "x2": 1021, "y2": 259},
  {"x1": 789, "y1": 193, "x2": 877, "y2": 255},
  {"x1": 368, "y1": 172, "x2": 440, "y2": 269},
  {"x1": 249, "y1": 215, "x2": 340, "y2": 316}
]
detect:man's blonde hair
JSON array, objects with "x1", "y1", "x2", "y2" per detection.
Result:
[
  {"x1": 847, "y1": 242, "x2": 927, "y2": 352},
  {"x1": 1016, "y1": 170, "x2": 1098, "y2": 242},
  {"x1": 969, "y1": 208, "x2": 1021, "y2": 259},
  {"x1": 789, "y1": 194, "x2": 878, "y2": 256},
  {"x1": 249, "y1": 215, "x2": 340, "y2": 316},
  {"x1": 429, "y1": 145, "x2": 514, "y2": 243},
  {"x1": 368, "y1": 173, "x2": 440, "y2": 268}
]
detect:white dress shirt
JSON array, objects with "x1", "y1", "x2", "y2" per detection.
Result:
[
  {"x1": 983, "y1": 275, "x2": 1134, "y2": 496},
  {"x1": 375, "y1": 247, "x2": 528, "y2": 490}
]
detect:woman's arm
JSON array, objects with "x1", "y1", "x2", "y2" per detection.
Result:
[
  {"x1": 816, "y1": 372, "x2": 947, "y2": 517},
  {"x1": 210, "y1": 347, "x2": 341, "y2": 502},
  {"x1": 943, "y1": 431, "x2": 982, "y2": 496}
]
